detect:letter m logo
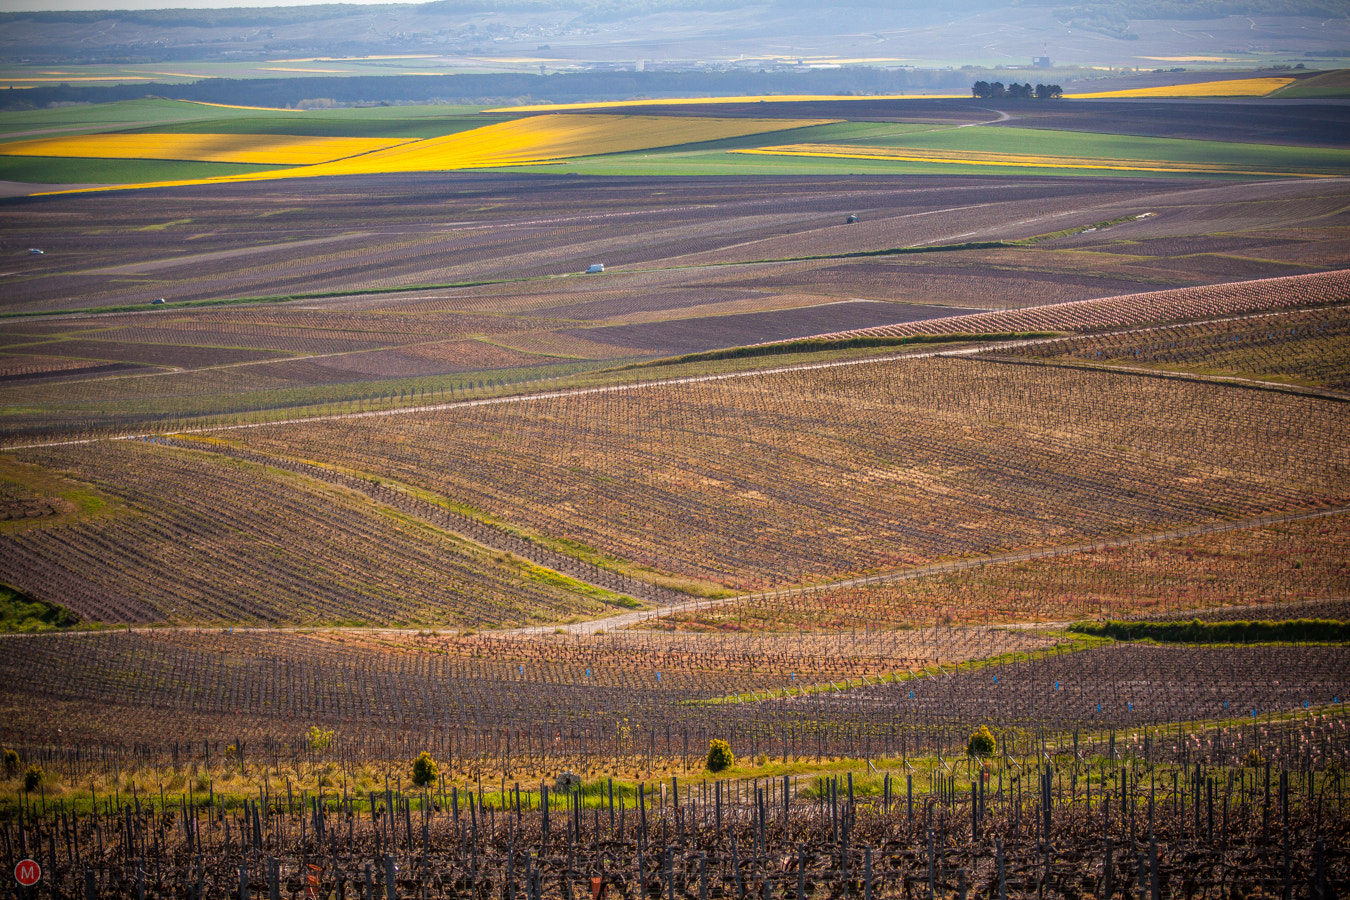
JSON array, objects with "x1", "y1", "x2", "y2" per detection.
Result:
[{"x1": 15, "y1": 859, "x2": 40, "y2": 886}]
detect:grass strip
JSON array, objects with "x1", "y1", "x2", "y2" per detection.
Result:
[
  {"x1": 1069, "y1": 619, "x2": 1350, "y2": 643},
  {"x1": 0, "y1": 584, "x2": 80, "y2": 633}
]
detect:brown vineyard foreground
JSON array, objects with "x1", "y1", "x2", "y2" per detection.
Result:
[{"x1": 3, "y1": 718, "x2": 1346, "y2": 899}]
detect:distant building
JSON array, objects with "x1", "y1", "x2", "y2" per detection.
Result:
[{"x1": 1033, "y1": 56, "x2": 1052, "y2": 68}]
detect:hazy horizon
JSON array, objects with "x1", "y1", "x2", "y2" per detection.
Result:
[{"x1": 0, "y1": 0, "x2": 412, "y2": 10}]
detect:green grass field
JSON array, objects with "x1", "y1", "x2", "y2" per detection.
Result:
[{"x1": 0, "y1": 98, "x2": 244, "y2": 135}]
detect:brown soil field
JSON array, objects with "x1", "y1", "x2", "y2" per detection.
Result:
[{"x1": 988, "y1": 99, "x2": 1350, "y2": 148}]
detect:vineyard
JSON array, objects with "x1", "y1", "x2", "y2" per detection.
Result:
[
  {"x1": 643, "y1": 513, "x2": 1350, "y2": 632},
  {"x1": 1, "y1": 99, "x2": 1349, "y2": 895},
  {"x1": 2, "y1": 175, "x2": 1347, "y2": 445},
  {"x1": 999, "y1": 304, "x2": 1350, "y2": 392},
  {"x1": 1, "y1": 627, "x2": 1347, "y2": 897},
  {"x1": 221, "y1": 353, "x2": 1349, "y2": 592},
  {"x1": 0, "y1": 441, "x2": 634, "y2": 626}
]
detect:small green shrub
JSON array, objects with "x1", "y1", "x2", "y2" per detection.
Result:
[
  {"x1": 1244, "y1": 749, "x2": 1265, "y2": 768},
  {"x1": 706, "y1": 739, "x2": 734, "y2": 773},
  {"x1": 412, "y1": 752, "x2": 439, "y2": 788},
  {"x1": 307, "y1": 726, "x2": 334, "y2": 752},
  {"x1": 967, "y1": 726, "x2": 997, "y2": 758},
  {"x1": 2, "y1": 748, "x2": 18, "y2": 779},
  {"x1": 23, "y1": 764, "x2": 44, "y2": 792}
]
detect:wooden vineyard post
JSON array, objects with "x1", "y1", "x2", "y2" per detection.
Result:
[
  {"x1": 1103, "y1": 837, "x2": 1113, "y2": 900},
  {"x1": 996, "y1": 838, "x2": 1006, "y2": 900}
]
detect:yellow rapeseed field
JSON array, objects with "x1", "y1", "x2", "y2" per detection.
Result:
[
  {"x1": 1068, "y1": 77, "x2": 1294, "y2": 99},
  {"x1": 37, "y1": 114, "x2": 832, "y2": 193},
  {"x1": 733, "y1": 144, "x2": 1325, "y2": 178},
  {"x1": 0, "y1": 133, "x2": 414, "y2": 165},
  {"x1": 302, "y1": 114, "x2": 835, "y2": 174}
]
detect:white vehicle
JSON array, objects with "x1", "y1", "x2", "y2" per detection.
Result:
[
  {"x1": 27, "y1": 248, "x2": 43, "y2": 255},
  {"x1": 585, "y1": 263, "x2": 604, "y2": 274}
]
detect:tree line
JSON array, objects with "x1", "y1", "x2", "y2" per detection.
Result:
[{"x1": 971, "y1": 81, "x2": 1063, "y2": 99}]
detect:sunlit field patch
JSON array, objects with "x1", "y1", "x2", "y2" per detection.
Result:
[
  {"x1": 305, "y1": 114, "x2": 836, "y2": 173},
  {"x1": 0, "y1": 132, "x2": 414, "y2": 165},
  {"x1": 732, "y1": 143, "x2": 1335, "y2": 177},
  {"x1": 1068, "y1": 77, "x2": 1295, "y2": 98}
]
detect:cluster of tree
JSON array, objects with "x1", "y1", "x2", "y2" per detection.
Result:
[{"x1": 971, "y1": 81, "x2": 1062, "y2": 99}]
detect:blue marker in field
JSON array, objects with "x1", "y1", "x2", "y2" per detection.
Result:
[
  {"x1": 656, "y1": 672, "x2": 661, "y2": 682},
  {"x1": 586, "y1": 668, "x2": 591, "y2": 678}
]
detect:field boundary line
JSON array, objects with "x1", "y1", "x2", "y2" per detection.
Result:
[{"x1": 522, "y1": 504, "x2": 1350, "y2": 635}]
